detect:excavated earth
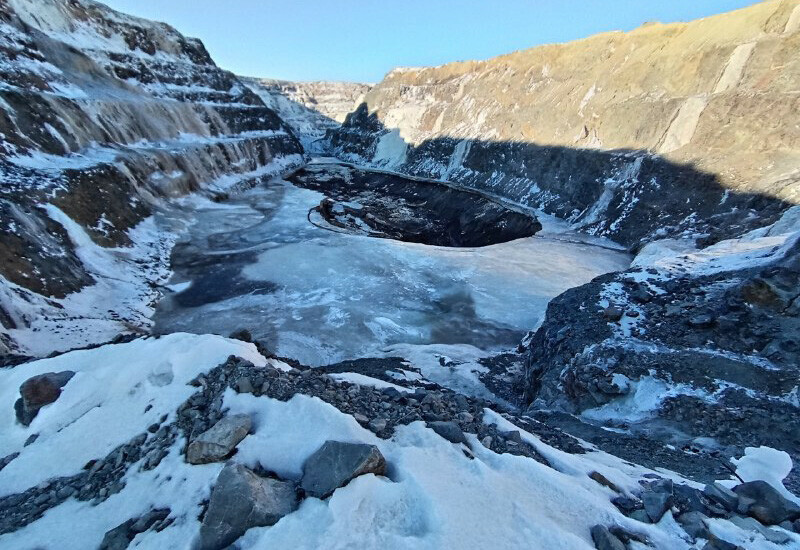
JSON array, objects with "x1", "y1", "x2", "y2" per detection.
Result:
[{"x1": 289, "y1": 163, "x2": 541, "y2": 247}]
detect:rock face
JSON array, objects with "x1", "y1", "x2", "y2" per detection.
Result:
[
  {"x1": 243, "y1": 78, "x2": 370, "y2": 151},
  {"x1": 328, "y1": 0, "x2": 800, "y2": 249},
  {"x1": 0, "y1": 0, "x2": 305, "y2": 358},
  {"x1": 185, "y1": 414, "x2": 251, "y2": 464},
  {"x1": 290, "y1": 163, "x2": 541, "y2": 246},
  {"x1": 300, "y1": 440, "x2": 386, "y2": 499},
  {"x1": 199, "y1": 463, "x2": 298, "y2": 550},
  {"x1": 14, "y1": 371, "x2": 75, "y2": 426}
]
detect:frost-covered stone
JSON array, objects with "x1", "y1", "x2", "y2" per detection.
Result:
[
  {"x1": 186, "y1": 414, "x2": 251, "y2": 465},
  {"x1": 198, "y1": 463, "x2": 298, "y2": 550},
  {"x1": 300, "y1": 441, "x2": 386, "y2": 498}
]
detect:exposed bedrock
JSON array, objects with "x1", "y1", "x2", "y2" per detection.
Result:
[
  {"x1": 0, "y1": 0, "x2": 305, "y2": 354},
  {"x1": 523, "y1": 234, "x2": 800, "y2": 491},
  {"x1": 327, "y1": 0, "x2": 800, "y2": 250},
  {"x1": 289, "y1": 163, "x2": 541, "y2": 247}
]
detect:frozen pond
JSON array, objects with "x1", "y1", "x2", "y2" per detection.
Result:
[{"x1": 153, "y1": 166, "x2": 630, "y2": 366}]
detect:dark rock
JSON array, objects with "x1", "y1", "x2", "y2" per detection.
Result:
[
  {"x1": 589, "y1": 471, "x2": 621, "y2": 493},
  {"x1": 186, "y1": 414, "x2": 251, "y2": 465},
  {"x1": 602, "y1": 307, "x2": 624, "y2": 322},
  {"x1": 99, "y1": 519, "x2": 136, "y2": 550},
  {"x1": 199, "y1": 463, "x2": 298, "y2": 550},
  {"x1": 590, "y1": 525, "x2": 625, "y2": 550},
  {"x1": 131, "y1": 508, "x2": 170, "y2": 534},
  {"x1": 235, "y1": 377, "x2": 254, "y2": 394},
  {"x1": 15, "y1": 371, "x2": 75, "y2": 426},
  {"x1": 702, "y1": 536, "x2": 745, "y2": 550},
  {"x1": 676, "y1": 511, "x2": 711, "y2": 540},
  {"x1": 228, "y1": 329, "x2": 252, "y2": 342},
  {"x1": 0, "y1": 453, "x2": 19, "y2": 472},
  {"x1": 688, "y1": 314, "x2": 714, "y2": 327},
  {"x1": 300, "y1": 441, "x2": 386, "y2": 499},
  {"x1": 728, "y1": 515, "x2": 792, "y2": 544},
  {"x1": 733, "y1": 480, "x2": 800, "y2": 525},
  {"x1": 642, "y1": 478, "x2": 673, "y2": 522},
  {"x1": 428, "y1": 421, "x2": 468, "y2": 445},
  {"x1": 703, "y1": 482, "x2": 739, "y2": 512}
]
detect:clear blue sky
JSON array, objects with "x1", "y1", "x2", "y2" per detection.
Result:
[{"x1": 102, "y1": 0, "x2": 758, "y2": 83}]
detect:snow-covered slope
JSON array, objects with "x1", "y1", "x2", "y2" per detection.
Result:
[
  {"x1": 0, "y1": 0, "x2": 305, "y2": 358},
  {"x1": 2, "y1": 334, "x2": 797, "y2": 549}
]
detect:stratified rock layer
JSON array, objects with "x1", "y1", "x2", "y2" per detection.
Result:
[{"x1": 329, "y1": 0, "x2": 800, "y2": 249}]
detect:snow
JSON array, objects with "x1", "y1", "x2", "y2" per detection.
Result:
[
  {"x1": 727, "y1": 447, "x2": 800, "y2": 504},
  {"x1": 633, "y1": 205, "x2": 800, "y2": 277},
  {"x1": 328, "y1": 373, "x2": 413, "y2": 393},
  {"x1": 373, "y1": 129, "x2": 409, "y2": 167},
  {"x1": 0, "y1": 333, "x2": 266, "y2": 497},
  {"x1": 582, "y1": 375, "x2": 709, "y2": 424},
  {"x1": 1, "y1": 210, "x2": 177, "y2": 357}
]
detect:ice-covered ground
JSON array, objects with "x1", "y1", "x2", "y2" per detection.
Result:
[{"x1": 153, "y1": 171, "x2": 631, "y2": 367}]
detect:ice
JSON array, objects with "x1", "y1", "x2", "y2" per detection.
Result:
[{"x1": 153, "y1": 177, "x2": 630, "y2": 367}]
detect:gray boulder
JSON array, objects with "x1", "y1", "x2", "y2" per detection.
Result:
[
  {"x1": 703, "y1": 482, "x2": 739, "y2": 512},
  {"x1": 186, "y1": 414, "x2": 251, "y2": 465},
  {"x1": 733, "y1": 480, "x2": 800, "y2": 525},
  {"x1": 427, "y1": 421, "x2": 468, "y2": 445},
  {"x1": 676, "y1": 511, "x2": 711, "y2": 540},
  {"x1": 15, "y1": 371, "x2": 75, "y2": 426},
  {"x1": 642, "y1": 479, "x2": 674, "y2": 522},
  {"x1": 590, "y1": 525, "x2": 625, "y2": 550},
  {"x1": 198, "y1": 463, "x2": 298, "y2": 550},
  {"x1": 300, "y1": 441, "x2": 386, "y2": 499}
]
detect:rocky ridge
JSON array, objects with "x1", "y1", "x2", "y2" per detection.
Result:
[{"x1": 0, "y1": 0, "x2": 305, "y2": 358}]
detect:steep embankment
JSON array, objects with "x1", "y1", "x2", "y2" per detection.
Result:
[
  {"x1": 329, "y1": 0, "x2": 800, "y2": 249},
  {"x1": 0, "y1": 0, "x2": 305, "y2": 358},
  {"x1": 243, "y1": 78, "x2": 369, "y2": 151},
  {"x1": 328, "y1": 0, "x2": 800, "y2": 488}
]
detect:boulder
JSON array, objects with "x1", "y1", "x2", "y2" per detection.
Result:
[
  {"x1": 676, "y1": 511, "x2": 711, "y2": 540},
  {"x1": 642, "y1": 478, "x2": 673, "y2": 522},
  {"x1": 703, "y1": 482, "x2": 739, "y2": 512},
  {"x1": 15, "y1": 371, "x2": 75, "y2": 426},
  {"x1": 300, "y1": 441, "x2": 386, "y2": 499},
  {"x1": 733, "y1": 480, "x2": 800, "y2": 525},
  {"x1": 590, "y1": 525, "x2": 625, "y2": 550},
  {"x1": 198, "y1": 463, "x2": 298, "y2": 550},
  {"x1": 428, "y1": 421, "x2": 468, "y2": 445},
  {"x1": 99, "y1": 509, "x2": 170, "y2": 550},
  {"x1": 602, "y1": 307, "x2": 624, "y2": 322},
  {"x1": 186, "y1": 414, "x2": 251, "y2": 465}
]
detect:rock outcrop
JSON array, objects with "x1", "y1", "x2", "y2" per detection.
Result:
[
  {"x1": 328, "y1": 0, "x2": 800, "y2": 249},
  {"x1": 0, "y1": 0, "x2": 305, "y2": 358},
  {"x1": 243, "y1": 78, "x2": 370, "y2": 151}
]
